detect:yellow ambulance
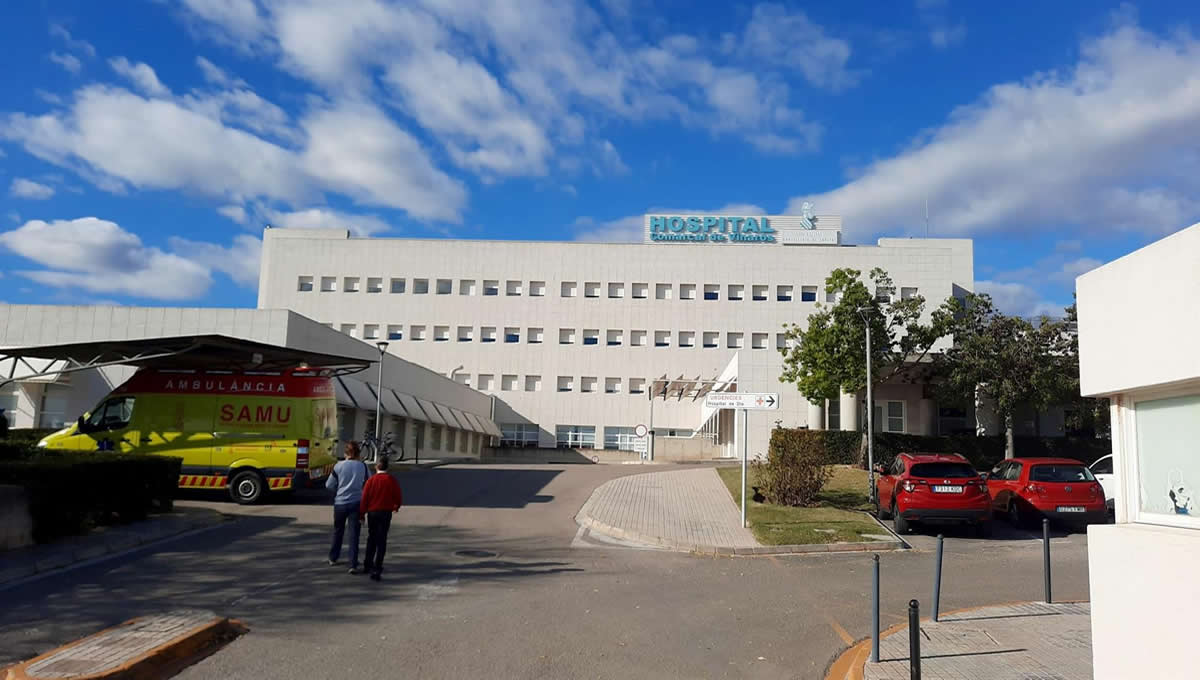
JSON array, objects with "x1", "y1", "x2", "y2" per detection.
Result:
[{"x1": 38, "y1": 368, "x2": 339, "y2": 504}]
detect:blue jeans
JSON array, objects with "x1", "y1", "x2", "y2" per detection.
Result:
[{"x1": 329, "y1": 503, "x2": 360, "y2": 568}]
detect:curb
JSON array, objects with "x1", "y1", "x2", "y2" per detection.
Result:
[{"x1": 2, "y1": 613, "x2": 247, "y2": 680}]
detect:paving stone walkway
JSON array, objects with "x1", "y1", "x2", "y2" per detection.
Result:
[
  {"x1": 864, "y1": 601, "x2": 1092, "y2": 680},
  {"x1": 575, "y1": 467, "x2": 758, "y2": 550}
]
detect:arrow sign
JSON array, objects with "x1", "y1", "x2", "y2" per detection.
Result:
[{"x1": 703, "y1": 392, "x2": 780, "y2": 411}]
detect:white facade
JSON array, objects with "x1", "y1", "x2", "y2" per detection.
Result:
[
  {"x1": 257, "y1": 222, "x2": 974, "y2": 459},
  {"x1": 1076, "y1": 223, "x2": 1200, "y2": 680}
]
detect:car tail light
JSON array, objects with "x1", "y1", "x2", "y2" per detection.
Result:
[
  {"x1": 1089, "y1": 483, "x2": 1102, "y2": 498},
  {"x1": 901, "y1": 480, "x2": 928, "y2": 493},
  {"x1": 902, "y1": 480, "x2": 915, "y2": 492},
  {"x1": 296, "y1": 439, "x2": 310, "y2": 469},
  {"x1": 1025, "y1": 483, "x2": 1046, "y2": 495}
]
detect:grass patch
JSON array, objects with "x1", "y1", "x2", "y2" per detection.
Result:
[{"x1": 716, "y1": 465, "x2": 884, "y2": 545}]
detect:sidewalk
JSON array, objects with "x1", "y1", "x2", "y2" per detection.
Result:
[
  {"x1": 0, "y1": 507, "x2": 228, "y2": 588},
  {"x1": 832, "y1": 601, "x2": 1092, "y2": 680}
]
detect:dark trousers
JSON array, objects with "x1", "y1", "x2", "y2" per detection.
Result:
[
  {"x1": 329, "y1": 503, "x2": 361, "y2": 567},
  {"x1": 364, "y1": 511, "x2": 392, "y2": 575}
]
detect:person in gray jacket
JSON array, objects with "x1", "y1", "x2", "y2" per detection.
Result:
[{"x1": 327, "y1": 441, "x2": 370, "y2": 574}]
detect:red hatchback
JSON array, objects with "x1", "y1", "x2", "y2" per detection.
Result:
[
  {"x1": 986, "y1": 457, "x2": 1106, "y2": 528},
  {"x1": 875, "y1": 453, "x2": 992, "y2": 536}
]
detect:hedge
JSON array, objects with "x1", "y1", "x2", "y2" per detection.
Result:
[
  {"x1": 0, "y1": 429, "x2": 59, "y2": 459},
  {"x1": 0, "y1": 445, "x2": 181, "y2": 543},
  {"x1": 760, "y1": 429, "x2": 834, "y2": 506}
]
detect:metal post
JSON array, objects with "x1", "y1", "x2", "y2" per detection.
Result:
[
  {"x1": 871, "y1": 554, "x2": 881, "y2": 663},
  {"x1": 1043, "y1": 518, "x2": 1052, "y2": 604},
  {"x1": 740, "y1": 408, "x2": 748, "y2": 528},
  {"x1": 374, "y1": 341, "x2": 388, "y2": 460},
  {"x1": 865, "y1": 319, "x2": 875, "y2": 503},
  {"x1": 647, "y1": 392, "x2": 654, "y2": 462},
  {"x1": 908, "y1": 599, "x2": 921, "y2": 680},
  {"x1": 932, "y1": 534, "x2": 944, "y2": 622}
]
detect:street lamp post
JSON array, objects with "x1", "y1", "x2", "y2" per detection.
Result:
[
  {"x1": 375, "y1": 341, "x2": 389, "y2": 446},
  {"x1": 857, "y1": 308, "x2": 876, "y2": 505}
]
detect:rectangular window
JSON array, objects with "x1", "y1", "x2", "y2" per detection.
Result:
[
  {"x1": 875, "y1": 286, "x2": 893, "y2": 303},
  {"x1": 555, "y1": 425, "x2": 596, "y2": 449},
  {"x1": 703, "y1": 284, "x2": 719, "y2": 300},
  {"x1": 410, "y1": 324, "x2": 426, "y2": 341},
  {"x1": 446, "y1": 429, "x2": 457, "y2": 452},
  {"x1": 629, "y1": 378, "x2": 646, "y2": 394},
  {"x1": 390, "y1": 278, "x2": 406, "y2": 294},
  {"x1": 679, "y1": 331, "x2": 695, "y2": 348},
  {"x1": 584, "y1": 281, "x2": 600, "y2": 298},
  {"x1": 506, "y1": 280, "x2": 522, "y2": 296},
  {"x1": 582, "y1": 329, "x2": 599, "y2": 346},
  {"x1": 483, "y1": 280, "x2": 499, "y2": 296},
  {"x1": 580, "y1": 376, "x2": 597, "y2": 393},
  {"x1": 654, "y1": 330, "x2": 670, "y2": 347},
  {"x1": 340, "y1": 323, "x2": 357, "y2": 337},
  {"x1": 501, "y1": 374, "x2": 518, "y2": 391},
  {"x1": 458, "y1": 326, "x2": 473, "y2": 342},
  {"x1": 1134, "y1": 395, "x2": 1200, "y2": 527},
  {"x1": 604, "y1": 377, "x2": 622, "y2": 394},
  {"x1": 752, "y1": 284, "x2": 767, "y2": 301},
  {"x1": 413, "y1": 278, "x2": 429, "y2": 294},
  {"x1": 500, "y1": 423, "x2": 539, "y2": 448},
  {"x1": 604, "y1": 426, "x2": 636, "y2": 451},
  {"x1": 320, "y1": 276, "x2": 336, "y2": 292},
  {"x1": 504, "y1": 327, "x2": 520, "y2": 343},
  {"x1": 528, "y1": 327, "x2": 544, "y2": 344},
  {"x1": 608, "y1": 282, "x2": 624, "y2": 298},
  {"x1": 559, "y1": 328, "x2": 575, "y2": 345},
  {"x1": 777, "y1": 284, "x2": 793, "y2": 302},
  {"x1": 433, "y1": 325, "x2": 449, "y2": 342},
  {"x1": 663, "y1": 429, "x2": 693, "y2": 438},
  {"x1": 477, "y1": 374, "x2": 494, "y2": 391},
  {"x1": 655, "y1": 283, "x2": 673, "y2": 300},
  {"x1": 460, "y1": 279, "x2": 476, "y2": 295},
  {"x1": 679, "y1": 284, "x2": 696, "y2": 300},
  {"x1": 901, "y1": 287, "x2": 919, "y2": 300},
  {"x1": 561, "y1": 281, "x2": 577, "y2": 297},
  {"x1": 776, "y1": 333, "x2": 789, "y2": 350},
  {"x1": 630, "y1": 330, "x2": 647, "y2": 347},
  {"x1": 751, "y1": 332, "x2": 768, "y2": 349},
  {"x1": 632, "y1": 283, "x2": 648, "y2": 299},
  {"x1": 557, "y1": 376, "x2": 573, "y2": 392},
  {"x1": 606, "y1": 329, "x2": 623, "y2": 346},
  {"x1": 344, "y1": 277, "x2": 360, "y2": 292},
  {"x1": 826, "y1": 289, "x2": 838, "y2": 303},
  {"x1": 876, "y1": 401, "x2": 904, "y2": 433},
  {"x1": 431, "y1": 425, "x2": 442, "y2": 450},
  {"x1": 727, "y1": 332, "x2": 744, "y2": 349},
  {"x1": 436, "y1": 278, "x2": 452, "y2": 294},
  {"x1": 481, "y1": 326, "x2": 497, "y2": 343},
  {"x1": 366, "y1": 277, "x2": 383, "y2": 293},
  {"x1": 703, "y1": 332, "x2": 719, "y2": 348},
  {"x1": 363, "y1": 324, "x2": 380, "y2": 340},
  {"x1": 801, "y1": 285, "x2": 818, "y2": 302},
  {"x1": 827, "y1": 399, "x2": 841, "y2": 430},
  {"x1": 454, "y1": 373, "x2": 470, "y2": 385},
  {"x1": 728, "y1": 284, "x2": 744, "y2": 301},
  {"x1": 529, "y1": 281, "x2": 546, "y2": 297},
  {"x1": 525, "y1": 375, "x2": 542, "y2": 392},
  {"x1": 298, "y1": 276, "x2": 313, "y2": 291},
  {"x1": 386, "y1": 324, "x2": 403, "y2": 341}
]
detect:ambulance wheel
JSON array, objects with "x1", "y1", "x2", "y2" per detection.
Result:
[{"x1": 229, "y1": 470, "x2": 265, "y2": 505}]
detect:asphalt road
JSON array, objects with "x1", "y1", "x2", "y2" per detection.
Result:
[{"x1": 0, "y1": 464, "x2": 1091, "y2": 679}]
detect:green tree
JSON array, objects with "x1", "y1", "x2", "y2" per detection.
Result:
[
  {"x1": 778, "y1": 268, "x2": 952, "y2": 406},
  {"x1": 1062, "y1": 300, "x2": 1110, "y2": 438},
  {"x1": 935, "y1": 294, "x2": 1076, "y2": 457}
]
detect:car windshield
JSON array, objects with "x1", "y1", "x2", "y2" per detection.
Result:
[
  {"x1": 1030, "y1": 464, "x2": 1095, "y2": 483},
  {"x1": 910, "y1": 462, "x2": 977, "y2": 479}
]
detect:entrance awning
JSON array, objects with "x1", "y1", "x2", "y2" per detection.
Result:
[
  {"x1": 647, "y1": 374, "x2": 737, "y2": 401},
  {"x1": 415, "y1": 398, "x2": 448, "y2": 426}
]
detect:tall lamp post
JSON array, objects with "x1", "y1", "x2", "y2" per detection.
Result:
[
  {"x1": 374, "y1": 341, "x2": 389, "y2": 445},
  {"x1": 857, "y1": 307, "x2": 876, "y2": 505}
]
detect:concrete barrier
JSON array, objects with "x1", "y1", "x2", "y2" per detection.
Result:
[{"x1": 0, "y1": 484, "x2": 34, "y2": 551}]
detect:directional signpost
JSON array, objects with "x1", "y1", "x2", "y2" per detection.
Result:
[{"x1": 704, "y1": 392, "x2": 780, "y2": 527}]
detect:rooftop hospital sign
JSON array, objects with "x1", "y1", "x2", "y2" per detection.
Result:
[{"x1": 644, "y1": 204, "x2": 841, "y2": 246}]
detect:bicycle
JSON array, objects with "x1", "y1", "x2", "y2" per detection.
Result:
[{"x1": 359, "y1": 431, "x2": 403, "y2": 463}]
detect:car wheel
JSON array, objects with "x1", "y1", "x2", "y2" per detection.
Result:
[
  {"x1": 1007, "y1": 501, "x2": 1025, "y2": 528},
  {"x1": 974, "y1": 521, "x2": 993, "y2": 538},
  {"x1": 229, "y1": 470, "x2": 265, "y2": 505},
  {"x1": 892, "y1": 502, "x2": 909, "y2": 534},
  {"x1": 876, "y1": 498, "x2": 891, "y2": 520}
]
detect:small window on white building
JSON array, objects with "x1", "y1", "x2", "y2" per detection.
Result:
[
  {"x1": 632, "y1": 283, "x2": 648, "y2": 299},
  {"x1": 582, "y1": 329, "x2": 599, "y2": 346},
  {"x1": 752, "y1": 284, "x2": 768, "y2": 301},
  {"x1": 608, "y1": 282, "x2": 624, "y2": 298},
  {"x1": 751, "y1": 332, "x2": 768, "y2": 349},
  {"x1": 363, "y1": 324, "x2": 380, "y2": 340},
  {"x1": 727, "y1": 332, "x2": 744, "y2": 349},
  {"x1": 298, "y1": 276, "x2": 314, "y2": 291},
  {"x1": 506, "y1": 280, "x2": 522, "y2": 296},
  {"x1": 366, "y1": 277, "x2": 383, "y2": 293},
  {"x1": 501, "y1": 374, "x2": 518, "y2": 391},
  {"x1": 826, "y1": 288, "x2": 838, "y2": 303},
  {"x1": 525, "y1": 375, "x2": 542, "y2": 392},
  {"x1": 481, "y1": 326, "x2": 497, "y2": 343},
  {"x1": 477, "y1": 374, "x2": 494, "y2": 391},
  {"x1": 413, "y1": 278, "x2": 429, "y2": 294},
  {"x1": 656, "y1": 283, "x2": 673, "y2": 300},
  {"x1": 606, "y1": 329, "x2": 623, "y2": 346},
  {"x1": 604, "y1": 426, "x2": 636, "y2": 451},
  {"x1": 881, "y1": 401, "x2": 905, "y2": 433},
  {"x1": 679, "y1": 331, "x2": 695, "y2": 348},
  {"x1": 703, "y1": 284, "x2": 719, "y2": 300},
  {"x1": 483, "y1": 280, "x2": 499, "y2": 296},
  {"x1": 433, "y1": 325, "x2": 449, "y2": 342},
  {"x1": 320, "y1": 276, "x2": 336, "y2": 292},
  {"x1": 654, "y1": 330, "x2": 670, "y2": 347},
  {"x1": 458, "y1": 326, "x2": 473, "y2": 342},
  {"x1": 454, "y1": 373, "x2": 470, "y2": 386},
  {"x1": 561, "y1": 281, "x2": 577, "y2": 297},
  {"x1": 529, "y1": 281, "x2": 546, "y2": 297},
  {"x1": 630, "y1": 330, "x2": 647, "y2": 347},
  {"x1": 728, "y1": 284, "x2": 744, "y2": 301},
  {"x1": 504, "y1": 327, "x2": 520, "y2": 343},
  {"x1": 390, "y1": 278, "x2": 406, "y2": 294},
  {"x1": 801, "y1": 285, "x2": 818, "y2": 302},
  {"x1": 344, "y1": 277, "x2": 360, "y2": 292},
  {"x1": 436, "y1": 279, "x2": 452, "y2": 294},
  {"x1": 557, "y1": 376, "x2": 574, "y2": 392},
  {"x1": 559, "y1": 328, "x2": 575, "y2": 345},
  {"x1": 340, "y1": 323, "x2": 357, "y2": 337},
  {"x1": 777, "y1": 284, "x2": 792, "y2": 301},
  {"x1": 580, "y1": 376, "x2": 597, "y2": 393},
  {"x1": 703, "y1": 331, "x2": 719, "y2": 348},
  {"x1": 604, "y1": 377, "x2": 622, "y2": 394},
  {"x1": 875, "y1": 286, "x2": 893, "y2": 303},
  {"x1": 629, "y1": 378, "x2": 646, "y2": 394},
  {"x1": 528, "y1": 327, "x2": 544, "y2": 344},
  {"x1": 679, "y1": 284, "x2": 696, "y2": 300},
  {"x1": 901, "y1": 287, "x2": 919, "y2": 300},
  {"x1": 460, "y1": 279, "x2": 476, "y2": 295},
  {"x1": 584, "y1": 282, "x2": 600, "y2": 298},
  {"x1": 777, "y1": 333, "x2": 789, "y2": 350},
  {"x1": 387, "y1": 324, "x2": 403, "y2": 340}
]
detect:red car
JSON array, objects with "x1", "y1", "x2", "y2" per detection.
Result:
[
  {"x1": 986, "y1": 457, "x2": 1106, "y2": 528},
  {"x1": 875, "y1": 453, "x2": 992, "y2": 536}
]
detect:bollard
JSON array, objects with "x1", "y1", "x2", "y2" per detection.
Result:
[
  {"x1": 908, "y1": 599, "x2": 922, "y2": 680},
  {"x1": 1043, "y1": 518, "x2": 1052, "y2": 604},
  {"x1": 871, "y1": 554, "x2": 881, "y2": 663},
  {"x1": 932, "y1": 534, "x2": 944, "y2": 622}
]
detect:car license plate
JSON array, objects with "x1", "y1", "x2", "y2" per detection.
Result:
[
  {"x1": 932, "y1": 485, "x2": 963, "y2": 493},
  {"x1": 1057, "y1": 506, "x2": 1085, "y2": 513}
]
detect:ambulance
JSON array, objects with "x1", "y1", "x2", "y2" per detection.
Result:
[{"x1": 38, "y1": 368, "x2": 340, "y2": 504}]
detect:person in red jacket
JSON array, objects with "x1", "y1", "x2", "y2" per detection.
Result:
[{"x1": 359, "y1": 457, "x2": 404, "y2": 581}]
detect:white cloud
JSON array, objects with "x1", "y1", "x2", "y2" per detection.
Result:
[
  {"x1": 0, "y1": 218, "x2": 213, "y2": 300},
  {"x1": 9, "y1": 178, "x2": 55, "y2": 200},
  {"x1": 791, "y1": 20, "x2": 1200, "y2": 240},
  {"x1": 49, "y1": 52, "x2": 82, "y2": 75},
  {"x1": 49, "y1": 24, "x2": 96, "y2": 58},
  {"x1": 168, "y1": 233, "x2": 262, "y2": 288},
  {"x1": 1050, "y1": 257, "x2": 1103, "y2": 283},
  {"x1": 574, "y1": 203, "x2": 768, "y2": 242},
  {"x1": 218, "y1": 204, "x2": 248, "y2": 224},
  {"x1": 917, "y1": 0, "x2": 966, "y2": 49},
  {"x1": 258, "y1": 206, "x2": 391, "y2": 236},
  {"x1": 738, "y1": 4, "x2": 858, "y2": 91},
  {"x1": 109, "y1": 58, "x2": 171, "y2": 97},
  {"x1": 195, "y1": 56, "x2": 241, "y2": 87},
  {"x1": 178, "y1": 0, "x2": 268, "y2": 45},
  {"x1": 976, "y1": 280, "x2": 1067, "y2": 319}
]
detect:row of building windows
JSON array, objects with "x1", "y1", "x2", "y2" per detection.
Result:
[
  {"x1": 298, "y1": 276, "x2": 917, "y2": 303},
  {"x1": 499, "y1": 423, "x2": 694, "y2": 449},
  {"x1": 335, "y1": 323, "x2": 796, "y2": 350},
  {"x1": 452, "y1": 374, "x2": 658, "y2": 394}
]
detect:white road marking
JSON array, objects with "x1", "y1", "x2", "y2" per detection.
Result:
[{"x1": 415, "y1": 576, "x2": 459, "y2": 600}]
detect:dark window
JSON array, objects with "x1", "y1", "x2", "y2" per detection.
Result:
[
  {"x1": 1030, "y1": 465, "x2": 1095, "y2": 483},
  {"x1": 505, "y1": 333, "x2": 519, "y2": 343},
  {"x1": 777, "y1": 293, "x2": 792, "y2": 302},
  {"x1": 910, "y1": 463, "x2": 978, "y2": 479},
  {"x1": 753, "y1": 294, "x2": 767, "y2": 301},
  {"x1": 1091, "y1": 457, "x2": 1113, "y2": 475},
  {"x1": 801, "y1": 290, "x2": 817, "y2": 302},
  {"x1": 583, "y1": 337, "x2": 598, "y2": 346},
  {"x1": 704, "y1": 292, "x2": 718, "y2": 300}
]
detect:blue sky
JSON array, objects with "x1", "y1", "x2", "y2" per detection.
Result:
[{"x1": 1, "y1": 1, "x2": 1197, "y2": 316}]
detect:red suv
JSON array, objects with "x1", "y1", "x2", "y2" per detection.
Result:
[
  {"x1": 987, "y1": 457, "x2": 1106, "y2": 528},
  {"x1": 875, "y1": 453, "x2": 992, "y2": 536}
]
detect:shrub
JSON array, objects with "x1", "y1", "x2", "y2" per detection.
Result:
[{"x1": 756, "y1": 429, "x2": 834, "y2": 506}]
